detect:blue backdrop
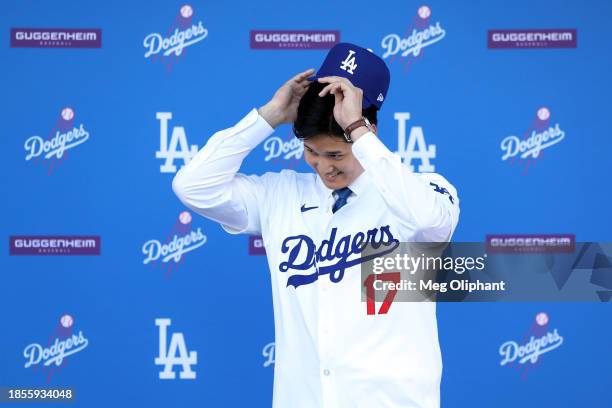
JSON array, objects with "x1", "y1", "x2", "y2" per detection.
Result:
[{"x1": 1, "y1": 0, "x2": 611, "y2": 406}]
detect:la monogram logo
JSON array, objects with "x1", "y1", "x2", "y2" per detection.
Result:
[
  {"x1": 155, "y1": 318, "x2": 197, "y2": 379},
  {"x1": 156, "y1": 112, "x2": 198, "y2": 173},
  {"x1": 429, "y1": 182, "x2": 454, "y2": 204},
  {"x1": 340, "y1": 50, "x2": 357, "y2": 74},
  {"x1": 394, "y1": 112, "x2": 436, "y2": 172}
]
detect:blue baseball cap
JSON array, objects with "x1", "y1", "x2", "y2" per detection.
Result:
[{"x1": 308, "y1": 42, "x2": 390, "y2": 110}]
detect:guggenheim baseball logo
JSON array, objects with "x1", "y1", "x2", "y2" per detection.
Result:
[
  {"x1": 24, "y1": 314, "x2": 89, "y2": 382},
  {"x1": 11, "y1": 28, "x2": 101, "y2": 48},
  {"x1": 250, "y1": 30, "x2": 339, "y2": 49},
  {"x1": 24, "y1": 107, "x2": 91, "y2": 175},
  {"x1": 499, "y1": 312, "x2": 564, "y2": 379},
  {"x1": 381, "y1": 5, "x2": 446, "y2": 72},
  {"x1": 249, "y1": 235, "x2": 266, "y2": 255},
  {"x1": 486, "y1": 234, "x2": 575, "y2": 254},
  {"x1": 488, "y1": 29, "x2": 577, "y2": 49},
  {"x1": 144, "y1": 4, "x2": 208, "y2": 71},
  {"x1": 10, "y1": 236, "x2": 101, "y2": 256}
]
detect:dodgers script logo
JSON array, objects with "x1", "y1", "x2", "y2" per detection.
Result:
[
  {"x1": 381, "y1": 5, "x2": 446, "y2": 72},
  {"x1": 280, "y1": 226, "x2": 399, "y2": 288},
  {"x1": 155, "y1": 318, "x2": 197, "y2": 379},
  {"x1": 262, "y1": 342, "x2": 275, "y2": 367},
  {"x1": 156, "y1": 112, "x2": 198, "y2": 173},
  {"x1": 499, "y1": 312, "x2": 564, "y2": 379},
  {"x1": 23, "y1": 314, "x2": 88, "y2": 382},
  {"x1": 24, "y1": 107, "x2": 91, "y2": 175},
  {"x1": 394, "y1": 112, "x2": 436, "y2": 172},
  {"x1": 144, "y1": 4, "x2": 208, "y2": 72},
  {"x1": 142, "y1": 211, "x2": 207, "y2": 278},
  {"x1": 262, "y1": 132, "x2": 303, "y2": 169},
  {"x1": 500, "y1": 107, "x2": 565, "y2": 174}
]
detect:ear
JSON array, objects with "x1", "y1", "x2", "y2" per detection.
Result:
[{"x1": 372, "y1": 123, "x2": 378, "y2": 135}]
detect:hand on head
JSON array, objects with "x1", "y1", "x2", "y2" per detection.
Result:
[
  {"x1": 316, "y1": 76, "x2": 364, "y2": 130},
  {"x1": 258, "y1": 68, "x2": 315, "y2": 128}
]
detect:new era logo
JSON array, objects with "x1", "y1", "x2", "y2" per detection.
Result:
[{"x1": 377, "y1": 93, "x2": 384, "y2": 102}]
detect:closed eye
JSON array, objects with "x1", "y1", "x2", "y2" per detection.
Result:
[{"x1": 304, "y1": 145, "x2": 344, "y2": 160}]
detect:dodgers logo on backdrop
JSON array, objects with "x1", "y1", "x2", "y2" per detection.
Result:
[
  {"x1": 499, "y1": 312, "x2": 564, "y2": 379},
  {"x1": 279, "y1": 226, "x2": 399, "y2": 288},
  {"x1": 500, "y1": 107, "x2": 566, "y2": 174},
  {"x1": 155, "y1": 318, "x2": 197, "y2": 379},
  {"x1": 381, "y1": 5, "x2": 446, "y2": 71},
  {"x1": 156, "y1": 112, "x2": 198, "y2": 173},
  {"x1": 142, "y1": 211, "x2": 207, "y2": 277},
  {"x1": 23, "y1": 314, "x2": 88, "y2": 382},
  {"x1": 262, "y1": 342, "x2": 275, "y2": 367},
  {"x1": 394, "y1": 112, "x2": 436, "y2": 172},
  {"x1": 143, "y1": 4, "x2": 208, "y2": 71},
  {"x1": 24, "y1": 107, "x2": 91, "y2": 175},
  {"x1": 262, "y1": 132, "x2": 304, "y2": 168}
]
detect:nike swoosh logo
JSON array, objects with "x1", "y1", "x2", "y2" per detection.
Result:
[{"x1": 301, "y1": 204, "x2": 318, "y2": 213}]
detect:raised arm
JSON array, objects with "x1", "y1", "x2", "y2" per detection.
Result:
[
  {"x1": 172, "y1": 69, "x2": 314, "y2": 234},
  {"x1": 317, "y1": 75, "x2": 460, "y2": 241}
]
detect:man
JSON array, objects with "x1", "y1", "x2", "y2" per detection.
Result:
[{"x1": 172, "y1": 43, "x2": 459, "y2": 408}]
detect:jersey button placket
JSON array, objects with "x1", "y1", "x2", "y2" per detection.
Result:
[{"x1": 318, "y1": 274, "x2": 334, "y2": 407}]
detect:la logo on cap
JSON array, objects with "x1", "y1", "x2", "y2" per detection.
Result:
[{"x1": 340, "y1": 50, "x2": 357, "y2": 74}]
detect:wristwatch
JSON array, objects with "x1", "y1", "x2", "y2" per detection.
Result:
[{"x1": 343, "y1": 117, "x2": 374, "y2": 143}]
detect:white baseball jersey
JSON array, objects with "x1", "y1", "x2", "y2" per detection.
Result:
[{"x1": 172, "y1": 109, "x2": 460, "y2": 408}]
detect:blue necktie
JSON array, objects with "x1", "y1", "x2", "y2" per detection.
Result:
[{"x1": 332, "y1": 187, "x2": 353, "y2": 213}]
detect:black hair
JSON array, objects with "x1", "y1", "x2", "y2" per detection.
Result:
[{"x1": 293, "y1": 81, "x2": 378, "y2": 140}]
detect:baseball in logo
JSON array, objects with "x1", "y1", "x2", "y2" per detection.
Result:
[
  {"x1": 417, "y1": 5, "x2": 431, "y2": 19},
  {"x1": 180, "y1": 4, "x2": 193, "y2": 18},
  {"x1": 60, "y1": 314, "x2": 74, "y2": 328},
  {"x1": 61, "y1": 107, "x2": 74, "y2": 121}
]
